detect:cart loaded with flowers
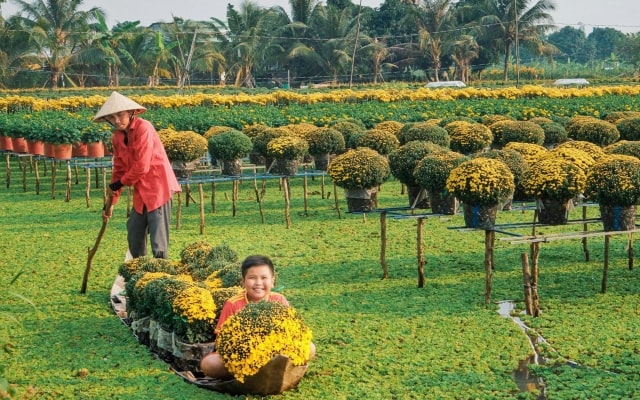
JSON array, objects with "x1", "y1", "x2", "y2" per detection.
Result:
[{"x1": 110, "y1": 241, "x2": 313, "y2": 396}]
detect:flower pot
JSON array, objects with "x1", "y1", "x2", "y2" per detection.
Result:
[
  {"x1": 407, "y1": 185, "x2": 429, "y2": 209},
  {"x1": 599, "y1": 204, "x2": 637, "y2": 231},
  {"x1": 11, "y1": 137, "x2": 28, "y2": 153},
  {"x1": 27, "y1": 140, "x2": 45, "y2": 156},
  {"x1": 536, "y1": 198, "x2": 572, "y2": 225},
  {"x1": 429, "y1": 191, "x2": 458, "y2": 215},
  {"x1": 171, "y1": 160, "x2": 199, "y2": 180},
  {"x1": 86, "y1": 142, "x2": 105, "y2": 158},
  {"x1": 270, "y1": 159, "x2": 299, "y2": 176},
  {"x1": 51, "y1": 143, "x2": 73, "y2": 160},
  {"x1": 344, "y1": 188, "x2": 378, "y2": 213},
  {"x1": 313, "y1": 153, "x2": 331, "y2": 171},
  {"x1": 72, "y1": 142, "x2": 88, "y2": 157},
  {"x1": 0, "y1": 135, "x2": 13, "y2": 151},
  {"x1": 462, "y1": 202, "x2": 499, "y2": 229},
  {"x1": 221, "y1": 158, "x2": 243, "y2": 176},
  {"x1": 44, "y1": 143, "x2": 54, "y2": 158},
  {"x1": 249, "y1": 151, "x2": 265, "y2": 166}
]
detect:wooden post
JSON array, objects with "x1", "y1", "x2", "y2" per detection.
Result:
[
  {"x1": 303, "y1": 174, "x2": 309, "y2": 216},
  {"x1": 211, "y1": 182, "x2": 216, "y2": 213},
  {"x1": 253, "y1": 177, "x2": 265, "y2": 224},
  {"x1": 175, "y1": 191, "x2": 182, "y2": 230},
  {"x1": 582, "y1": 205, "x2": 590, "y2": 261},
  {"x1": 283, "y1": 177, "x2": 291, "y2": 228},
  {"x1": 521, "y1": 252, "x2": 533, "y2": 316},
  {"x1": 380, "y1": 211, "x2": 388, "y2": 279},
  {"x1": 602, "y1": 234, "x2": 610, "y2": 293},
  {"x1": 531, "y1": 242, "x2": 541, "y2": 317},
  {"x1": 333, "y1": 183, "x2": 342, "y2": 219},
  {"x1": 65, "y1": 161, "x2": 72, "y2": 202},
  {"x1": 232, "y1": 180, "x2": 238, "y2": 217},
  {"x1": 51, "y1": 160, "x2": 56, "y2": 199},
  {"x1": 484, "y1": 230, "x2": 494, "y2": 304},
  {"x1": 5, "y1": 153, "x2": 10, "y2": 188},
  {"x1": 628, "y1": 233, "x2": 634, "y2": 270},
  {"x1": 85, "y1": 168, "x2": 91, "y2": 208},
  {"x1": 34, "y1": 159, "x2": 40, "y2": 194},
  {"x1": 417, "y1": 217, "x2": 425, "y2": 288},
  {"x1": 74, "y1": 165, "x2": 79, "y2": 185},
  {"x1": 321, "y1": 173, "x2": 326, "y2": 199},
  {"x1": 198, "y1": 183, "x2": 205, "y2": 234}
]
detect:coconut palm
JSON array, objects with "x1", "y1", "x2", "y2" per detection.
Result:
[{"x1": 14, "y1": 0, "x2": 103, "y2": 88}]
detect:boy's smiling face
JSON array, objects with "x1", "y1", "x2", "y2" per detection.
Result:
[{"x1": 242, "y1": 264, "x2": 275, "y2": 302}]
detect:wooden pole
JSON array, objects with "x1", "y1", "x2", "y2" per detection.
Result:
[
  {"x1": 51, "y1": 160, "x2": 56, "y2": 199},
  {"x1": 321, "y1": 173, "x2": 326, "y2": 199},
  {"x1": 176, "y1": 191, "x2": 182, "y2": 230},
  {"x1": 531, "y1": 242, "x2": 541, "y2": 317},
  {"x1": 34, "y1": 159, "x2": 40, "y2": 194},
  {"x1": 303, "y1": 174, "x2": 309, "y2": 216},
  {"x1": 417, "y1": 217, "x2": 425, "y2": 288},
  {"x1": 85, "y1": 168, "x2": 91, "y2": 208},
  {"x1": 20, "y1": 156, "x2": 27, "y2": 192},
  {"x1": 65, "y1": 161, "x2": 72, "y2": 202},
  {"x1": 5, "y1": 153, "x2": 10, "y2": 188},
  {"x1": 484, "y1": 230, "x2": 494, "y2": 304},
  {"x1": 198, "y1": 183, "x2": 205, "y2": 234},
  {"x1": 380, "y1": 211, "x2": 388, "y2": 279},
  {"x1": 283, "y1": 177, "x2": 291, "y2": 228},
  {"x1": 211, "y1": 182, "x2": 216, "y2": 213},
  {"x1": 602, "y1": 234, "x2": 610, "y2": 293},
  {"x1": 628, "y1": 233, "x2": 634, "y2": 270},
  {"x1": 333, "y1": 183, "x2": 342, "y2": 219},
  {"x1": 253, "y1": 177, "x2": 265, "y2": 224},
  {"x1": 582, "y1": 205, "x2": 590, "y2": 261},
  {"x1": 232, "y1": 180, "x2": 238, "y2": 217},
  {"x1": 521, "y1": 252, "x2": 533, "y2": 316}
]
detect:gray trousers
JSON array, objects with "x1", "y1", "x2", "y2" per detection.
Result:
[{"x1": 127, "y1": 199, "x2": 172, "y2": 259}]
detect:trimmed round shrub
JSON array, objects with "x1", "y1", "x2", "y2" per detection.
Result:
[
  {"x1": 539, "y1": 122, "x2": 568, "y2": 147},
  {"x1": 503, "y1": 142, "x2": 549, "y2": 165},
  {"x1": 566, "y1": 116, "x2": 619, "y2": 146},
  {"x1": 478, "y1": 149, "x2": 529, "y2": 188},
  {"x1": 398, "y1": 122, "x2": 450, "y2": 147},
  {"x1": 438, "y1": 116, "x2": 477, "y2": 127},
  {"x1": 204, "y1": 125, "x2": 235, "y2": 139},
  {"x1": 616, "y1": 117, "x2": 640, "y2": 141},
  {"x1": 374, "y1": 120, "x2": 404, "y2": 138},
  {"x1": 555, "y1": 140, "x2": 606, "y2": 161},
  {"x1": 603, "y1": 111, "x2": 640, "y2": 124},
  {"x1": 242, "y1": 123, "x2": 270, "y2": 139},
  {"x1": 252, "y1": 127, "x2": 291, "y2": 156},
  {"x1": 388, "y1": 141, "x2": 447, "y2": 186},
  {"x1": 305, "y1": 127, "x2": 346, "y2": 155},
  {"x1": 356, "y1": 129, "x2": 400, "y2": 155},
  {"x1": 481, "y1": 114, "x2": 514, "y2": 126},
  {"x1": 446, "y1": 121, "x2": 493, "y2": 154},
  {"x1": 495, "y1": 121, "x2": 545, "y2": 147},
  {"x1": 604, "y1": 140, "x2": 640, "y2": 159},
  {"x1": 413, "y1": 150, "x2": 467, "y2": 193},
  {"x1": 329, "y1": 120, "x2": 365, "y2": 149},
  {"x1": 207, "y1": 130, "x2": 253, "y2": 160}
]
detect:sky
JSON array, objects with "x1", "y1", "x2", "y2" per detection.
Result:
[{"x1": 1, "y1": 0, "x2": 639, "y2": 34}]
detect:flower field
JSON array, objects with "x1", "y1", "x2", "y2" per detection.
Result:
[{"x1": 2, "y1": 85, "x2": 640, "y2": 399}]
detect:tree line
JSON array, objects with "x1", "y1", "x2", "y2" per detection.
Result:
[{"x1": 0, "y1": 0, "x2": 638, "y2": 90}]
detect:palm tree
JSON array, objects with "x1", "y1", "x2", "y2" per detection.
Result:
[
  {"x1": 14, "y1": 0, "x2": 104, "y2": 88},
  {"x1": 408, "y1": 0, "x2": 455, "y2": 82},
  {"x1": 450, "y1": 34, "x2": 479, "y2": 82},
  {"x1": 479, "y1": 0, "x2": 556, "y2": 81},
  {"x1": 0, "y1": 15, "x2": 41, "y2": 88}
]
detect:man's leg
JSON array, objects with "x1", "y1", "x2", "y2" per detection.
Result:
[
  {"x1": 148, "y1": 199, "x2": 171, "y2": 259},
  {"x1": 127, "y1": 208, "x2": 148, "y2": 258}
]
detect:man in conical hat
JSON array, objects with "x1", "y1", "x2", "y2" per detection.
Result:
[{"x1": 94, "y1": 91, "x2": 180, "y2": 259}]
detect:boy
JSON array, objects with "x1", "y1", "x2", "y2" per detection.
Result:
[{"x1": 200, "y1": 255, "x2": 315, "y2": 378}]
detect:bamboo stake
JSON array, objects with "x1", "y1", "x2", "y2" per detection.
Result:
[
  {"x1": 51, "y1": 160, "x2": 56, "y2": 199},
  {"x1": 65, "y1": 161, "x2": 72, "y2": 202},
  {"x1": 198, "y1": 183, "x2": 205, "y2": 234},
  {"x1": 582, "y1": 205, "x2": 590, "y2": 261},
  {"x1": 380, "y1": 211, "x2": 388, "y2": 279},
  {"x1": 253, "y1": 177, "x2": 265, "y2": 224},
  {"x1": 522, "y1": 252, "x2": 533, "y2": 316},
  {"x1": 232, "y1": 180, "x2": 238, "y2": 217},
  {"x1": 531, "y1": 242, "x2": 541, "y2": 316},
  {"x1": 176, "y1": 191, "x2": 182, "y2": 230},
  {"x1": 602, "y1": 235, "x2": 610, "y2": 293},
  {"x1": 283, "y1": 177, "x2": 291, "y2": 228},
  {"x1": 628, "y1": 233, "x2": 634, "y2": 270},
  {"x1": 85, "y1": 167, "x2": 91, "y2": 208},
  {"x1": 211, "y1": 182, "x2": 216, "y2": 213},
  {"x1": 303, "y1": 174, "x2": 309, "y2": 216},
  {"x1": 20, "y1": 156, "x2": 27, "y2": 192},
  {"x1": 34, "y1": 159, "x2": 40, "y2": 194},
  {"x1": 333, "y1": 183, "x2": 341, "y2": 219},
  {"x1": 484, "y1": 229, "x2": 494, "y2": 304},
  {"x1": 5, "y1": 153, "x2": 10, "y2": 188},
  {"x1": 417, "y1": 217, "x2": 425, "y2": 288}
]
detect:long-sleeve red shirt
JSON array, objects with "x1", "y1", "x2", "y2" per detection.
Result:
[{"x1": 110, "y1": 117, "x2": 181, "y2": 213}]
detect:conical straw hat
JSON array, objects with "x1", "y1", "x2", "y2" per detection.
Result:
[{"x1": 93, "y1": 91, "x2": 146, "y2": 122}]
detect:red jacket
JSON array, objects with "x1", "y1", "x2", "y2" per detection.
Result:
[{"x1": 110, "y1": 117, "x2": 181, "y2": 213}]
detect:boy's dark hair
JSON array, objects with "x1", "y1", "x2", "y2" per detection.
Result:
[{"x1": 241, "y1": 255, "x2": 274, "y2": 277}]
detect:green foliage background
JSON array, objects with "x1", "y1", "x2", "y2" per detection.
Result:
[{"x1": 1, "y1": 159, "x2": 639, "y2": 399}]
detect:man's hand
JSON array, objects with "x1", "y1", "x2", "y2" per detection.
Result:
[{"x1": 102, "y1": 203, "x2": 114, "y2": 222}]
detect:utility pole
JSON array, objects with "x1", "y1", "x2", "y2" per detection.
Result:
[
  {"x1": 514, "y1": 0, "x2": 520, "y2": 88},
  {"x1": 349, "y1": 0, "x2": 363, "y2": 88}
]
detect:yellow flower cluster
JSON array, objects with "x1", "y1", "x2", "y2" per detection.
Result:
[
  {"x1": 521, "y1": 156, "x2": 587, "y2": 200},
  {"x1": 585, "y1": 155, "x2": 640, "y2": 206},
  {"x1": 216, "y1": 301, "x2": 312, "y2": 383},
  {"x1": 172, "y1": 286, "x2": 217, "y2": 324},
  {"x1": 266, "y1": 135, "x2": 309, "y2": 159},
  {"x1": 160, "y1": 130, "x2": 208, "y2": 162},
  {"x1": 328, "y1": 148, "x2": 390, "y2": 189},
  {"x1": 545, "y1": 147, "x2": 595, "y2": 171},
  {"x1": 446, "y1": 157, "x2": 514, "y2": 205},
  {"x1": 503, "y1": 142, "x2": 549, "y2": 165},
  {"x1": 446, "y1": 122, "x2": 493, "y2": 154},
  {"x1": 5, "y1": 85, "x2": 640, "y2": 112}
]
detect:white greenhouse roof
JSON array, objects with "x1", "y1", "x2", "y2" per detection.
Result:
[
  {"x1": 554, "y1": 78, "x2": 590, "y2": 86},
  {"x1": 425, "y1": 80, "x2": 466, "y2": 88}
]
